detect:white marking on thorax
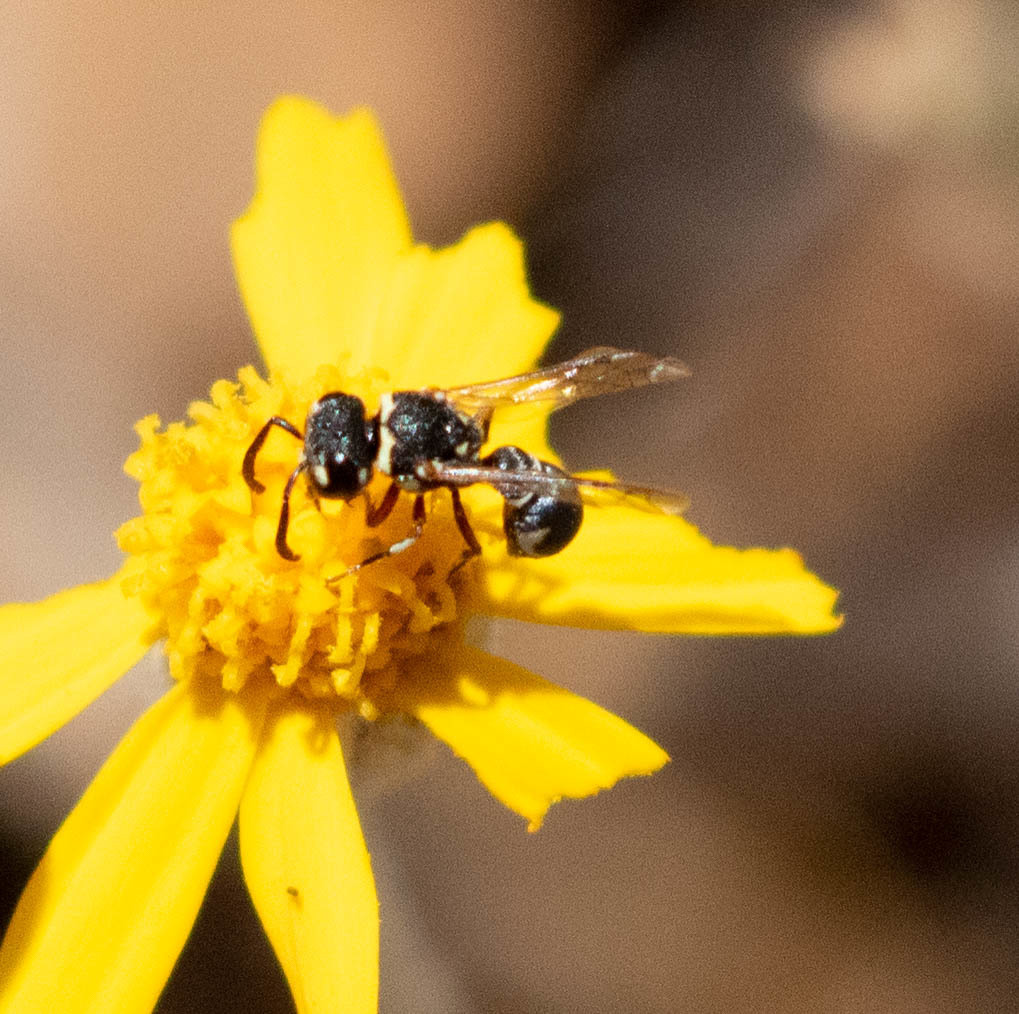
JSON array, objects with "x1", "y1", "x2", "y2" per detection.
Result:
[
  {"x1": 377, "y1": 393, "x2": 397, "y2": 475},
  {"x1": 312, "y1": 464, "x2": 330, "y2": 488}
]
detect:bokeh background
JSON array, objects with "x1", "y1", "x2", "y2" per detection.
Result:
[{"x1": 3, "y1": 1, "x2": 1019, "y2": 1010}]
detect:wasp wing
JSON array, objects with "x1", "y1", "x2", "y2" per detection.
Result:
[
  {"x1": 416, "y1": 460, "x2": 689, "y2": 516},
  {"x1": 438, "y1": 347, "x2": 690, "y2": 419}
]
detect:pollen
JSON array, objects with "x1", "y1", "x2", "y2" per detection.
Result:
[{"x1": 115, "y1": 366, "x2": 474, "y2": 714}]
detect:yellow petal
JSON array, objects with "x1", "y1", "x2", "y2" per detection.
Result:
[
  {"x1": 486, "y1": 410, "x2": 558, "y2": 465},
  {"x1": 389, "y1": 643, "x2": 668, "y2": 831},
  {"x1": 0, "y1": 679, "x2": 267, "y2": 1013},
  {"x1": 367, "y1": 222, "x2": 560, "y2": 391},
  {"x1": 0, "y1": 568, "x2": 155, "y2": 765},
  {"x1": 231, "y1": 97, "x2": 412, "y2": 383},
  {"x1": 239, "y1": 699, "x2": 378, "y2": 1014},
  {"x1": 474, "y1": 506, "x2": 842, "y2": 634}
]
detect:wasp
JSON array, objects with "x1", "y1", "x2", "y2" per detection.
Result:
[{"x1": 242, "y1": 347, "x2": 690, "y2": 572}]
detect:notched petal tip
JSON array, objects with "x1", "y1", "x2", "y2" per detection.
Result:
[
  {"x1": 231, "y1": 97, "x2": 412, "y2": 384},
  {"x1": 366, "y1": 219, "x2": 561, "y2": 392},
  {"x1": 387, "y1": 644, "x2": 669, "y2": 830},
  {"x1": 477, "y1": 507, "x2": 844, "y2": 635},
  {"x1": 523, "y1": 738, "x2": 670, "y2": 833},
  {"x1": 233, "y1": 95, "x2": 561, "y2": 392}
]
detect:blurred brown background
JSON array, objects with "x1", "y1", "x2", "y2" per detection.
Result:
[{"x1": 3, "y1": 1, "x2": 1019, "y2": 1010}]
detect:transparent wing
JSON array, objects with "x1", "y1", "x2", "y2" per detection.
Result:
[
  {"x1": 416, "y1": 461, "x2": 690, "y2": 516},
  {"x1": 438, "y1": 346, "x2": 690, "y2": 418}
]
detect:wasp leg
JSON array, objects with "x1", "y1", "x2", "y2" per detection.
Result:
[
  {"x1": 448, "y1": 487, "x2": 482, "y2": 575},
  {"x1": 243, "y1": 416, "x2": 303, "y2": 493},
  {"x1": 274, "y1": 464, "x2": 307, "y2": 561},
  {"x1": 365, "y1": 480, "x2": 400, "y2": 527},
  {"x1": 338, "y1": 494, "x2": 427, "y2": 577}
]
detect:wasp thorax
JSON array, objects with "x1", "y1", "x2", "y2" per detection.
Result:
[{"x1": 378, "y1": 392, "x2": 485, "y2": 491}]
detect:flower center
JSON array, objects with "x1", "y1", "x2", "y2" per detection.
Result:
[{"x1": 116, "y1": 366, "x2": 488, "y2": 714}]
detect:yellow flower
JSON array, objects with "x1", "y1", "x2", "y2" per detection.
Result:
[{"x1": 0, "y1": 97, "x2": 841, "y2": 1013}]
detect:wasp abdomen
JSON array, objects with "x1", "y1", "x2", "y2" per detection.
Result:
[{"x1": 484, "y1": 446, "x2": 583, "y2": 557}]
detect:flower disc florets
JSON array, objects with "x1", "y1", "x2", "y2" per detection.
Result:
[{"x1": 116, "y1": 366, "x2": 478, "y2": 713}]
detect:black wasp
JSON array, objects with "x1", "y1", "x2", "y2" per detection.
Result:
[{"x1": 242, "y1": 347, "x2": 690, "y2": 573}]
